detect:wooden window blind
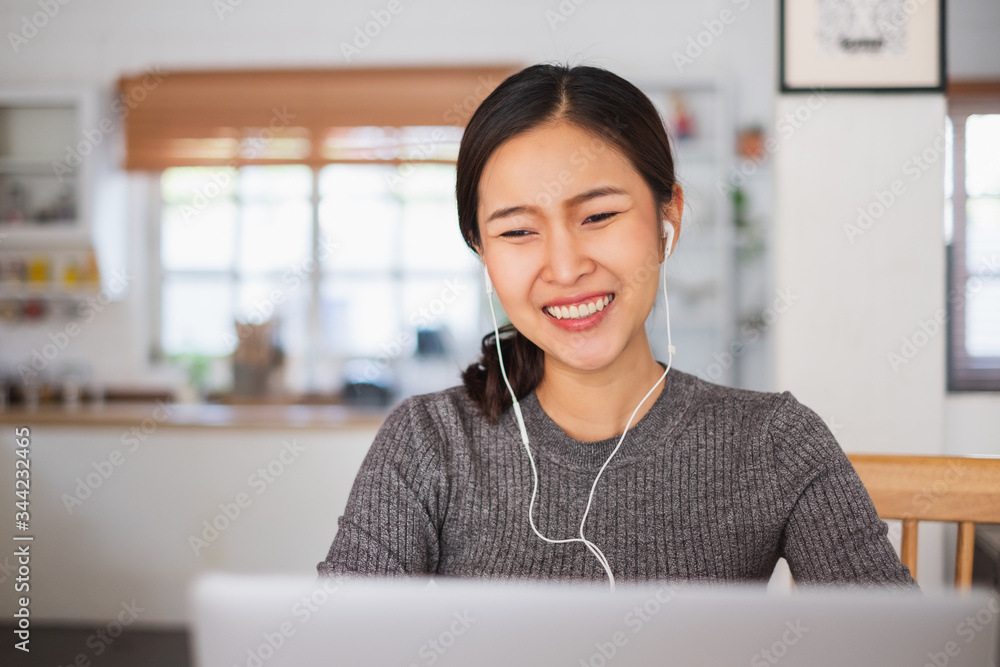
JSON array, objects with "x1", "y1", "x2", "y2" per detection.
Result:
[{"x1": 117, "y1": 65, "x2": 520, "y2": 170}]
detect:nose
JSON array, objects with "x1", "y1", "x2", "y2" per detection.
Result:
[{"x1": 540, "y1": 223, "x2": 595, "y2": 286}]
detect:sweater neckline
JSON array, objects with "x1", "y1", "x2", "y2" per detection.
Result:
[{"x1": 502, "y1": 362, "x2": 695, "y2": 471}]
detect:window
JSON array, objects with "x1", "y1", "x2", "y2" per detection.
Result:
[
  {"x1": 155, "y1": 127, "x2": 484, "y2": 397},
  {"x1": 947, "y1": 83, "x2": 1000, "y2": 390},
  {"x1": 118, "y1": 65, "x2": 519, "y2": 399}
]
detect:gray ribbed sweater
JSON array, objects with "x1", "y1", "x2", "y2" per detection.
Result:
[{"x1": 317, "y1": 365, "x2": 919, "y2": 590}]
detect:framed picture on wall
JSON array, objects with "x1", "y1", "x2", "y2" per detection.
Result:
[{"x1": 779, "y1": 0, "x2": 947, "y2": 93}]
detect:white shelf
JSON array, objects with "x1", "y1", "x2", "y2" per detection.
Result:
[
  {"x1": 0, "y1": 283, "x2": 102, "y2": 300},
  {"x1": 0, "y1": 223, "x2": 90, "y2": 248},
  {"x1": 0, "y1": 158, "x2": 60, "y2": 174},
  {"x1": 0, "y1": 86, "x2": 127, "y2": 301}
]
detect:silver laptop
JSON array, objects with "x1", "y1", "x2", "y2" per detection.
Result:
[{"x1": 190, "y1": 573, "x2": 999, "y2": 667}]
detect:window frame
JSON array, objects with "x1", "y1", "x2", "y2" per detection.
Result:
[
  {"x1": 149, "y1": 158, "x2": 482, "y2": 395},
  {"x1": 946, "y1": 81, "x2": 1000, "y2": 392}
]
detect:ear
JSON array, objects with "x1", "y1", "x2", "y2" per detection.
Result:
[{"x1": 660, "y1": 184, "x2": 684, "y2": 262}]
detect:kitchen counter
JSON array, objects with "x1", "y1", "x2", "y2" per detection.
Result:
[
  {"x1": 0, "y1": 401, "x2": 384, "y2": 625},
  {"x1": 0, "y1": 401, "x2": 391, "y2": 429}
]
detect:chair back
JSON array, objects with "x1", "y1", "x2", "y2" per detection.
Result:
[{"x1": 846, "y1": 453, "x2": 1000, "y2": 590}]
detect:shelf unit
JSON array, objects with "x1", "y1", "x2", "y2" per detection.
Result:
[
  {"x1": 637, "y1": 76, "x2": 740, "y2": 388},
  {"x1": 0, "y1": 87, "x2": 126, "y2": 306}
]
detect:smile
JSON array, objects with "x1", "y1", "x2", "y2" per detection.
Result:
[{"x1": 543, "y1": 293, "x2": 615, "y2": 320}]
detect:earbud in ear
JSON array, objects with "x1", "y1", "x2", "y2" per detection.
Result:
[
  {"x1": 662, "y1": 221, "x2": 675, "y2": 259},
  {"x1": 483, "y1": 263, "x2": 493, "y2": 295}
]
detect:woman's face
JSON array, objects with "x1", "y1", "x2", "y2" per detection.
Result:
[{"x1": 476, "y1": 121, "x2": 682, "y2": 372}]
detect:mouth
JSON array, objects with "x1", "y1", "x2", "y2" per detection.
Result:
[{"x1": 543, "y1": 293, "x2": 615, "y2": 320}]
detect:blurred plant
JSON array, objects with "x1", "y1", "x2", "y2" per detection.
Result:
[
  {"x1": 731, "y1": 186, "x2": 765, "y2": 262},
  {"x1": 169, "y1": 352, "x2": 214, "y2": 396}
]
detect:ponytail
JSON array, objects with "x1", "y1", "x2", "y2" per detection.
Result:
[{"x1": 460, "y1": 323, "x2": 544, "y2": 425}]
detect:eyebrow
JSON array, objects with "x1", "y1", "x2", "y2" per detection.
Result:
[{"x1": 484, "y1": 185, "x2": 630, "y2": 225}]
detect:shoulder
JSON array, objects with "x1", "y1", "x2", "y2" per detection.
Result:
[
  {"x1": 677, "y1": 371, "x2": 841, "y2": 472},
  {"x1": 393, "y1": 383, "x2": 482, "y2": 427},
  {"x1": 380, "y1": 383, "x2": 486, "y2": 450},
  {"x1": 678, "y1": 369, "x2": 792, "y2": 427},
  {"x1": 355, "y1": 386, "x2": 478, "y2": 484}
]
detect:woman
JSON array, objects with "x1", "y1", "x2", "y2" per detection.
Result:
[{"x1": 317, "y1": 63, "x2": 918, "y2": 591}]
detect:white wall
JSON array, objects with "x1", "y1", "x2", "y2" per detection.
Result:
[
  {"x1": 774, "y1": 94, "x2": 948, "y2": 456},
  {"x1": 773, "y1": 93, "x2": 950, "y2": 590},
  {"x1": 948, "y1": 0, "x2": 1000, "y2": 79}
]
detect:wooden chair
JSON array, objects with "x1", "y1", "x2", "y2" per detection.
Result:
[{"x1": 846, "y1": 453, "x2": 1000, "y2": 590}]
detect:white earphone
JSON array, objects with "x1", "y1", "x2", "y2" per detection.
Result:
[{"x1": 483, "y1": 221, "x2": 677, "y2": 592}]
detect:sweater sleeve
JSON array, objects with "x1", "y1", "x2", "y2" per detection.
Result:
[
  {"x1": 316, "y1": 395, "x2": 445, "y2": 578},
  {"x1": 768, "y1": 392, "x2": 920, "y2": 591}
]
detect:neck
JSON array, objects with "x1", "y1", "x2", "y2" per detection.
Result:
[{"x1": 534, "y1": 334, "x2": 667, "y2": 443}]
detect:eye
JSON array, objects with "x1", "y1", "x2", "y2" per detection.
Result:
[{"x1": 498, "y1": 212, "x2": 618, "y2": 239}]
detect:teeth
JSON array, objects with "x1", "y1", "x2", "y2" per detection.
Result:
[{"x1": 545, "y1": 294, "x2": 614, "y2": 320}]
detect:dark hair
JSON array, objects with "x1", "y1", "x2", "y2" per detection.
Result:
[{"x1": 456, "y1": 62, "x2": 678, "y2": 424}]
